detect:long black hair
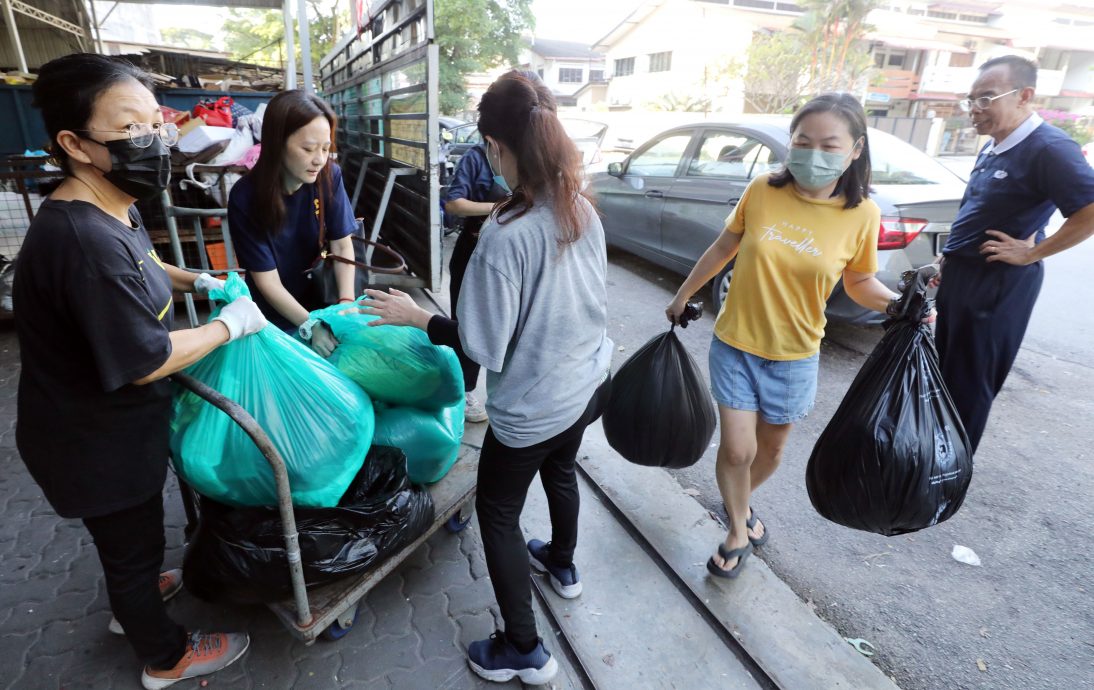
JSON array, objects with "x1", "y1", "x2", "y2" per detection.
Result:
[
  {"x1": 768, "y1": 92, "x2": 872, "y2": 210},
  {"x1": 31, "y1": 53, "x2": 155, "y2": 175},
  {"x1": 248, "y1": 90, "x2": 339, "y2": 236}
]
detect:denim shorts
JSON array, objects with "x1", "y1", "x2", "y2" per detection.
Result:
[{"x1": 708, "y1": 337, "x2": 819, "y2": 425}]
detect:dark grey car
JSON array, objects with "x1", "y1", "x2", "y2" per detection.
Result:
[{"x1": 588, "y1": 117, "x2": 967, "y2": 323}]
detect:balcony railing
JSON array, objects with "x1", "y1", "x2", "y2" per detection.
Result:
[{"x1": 872, "y1": 69, "x2": 921, "y2": 100}]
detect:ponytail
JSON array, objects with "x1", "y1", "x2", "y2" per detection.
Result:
[{"x1": 478, "y1": 71, "x2": 594, "y2": 246}]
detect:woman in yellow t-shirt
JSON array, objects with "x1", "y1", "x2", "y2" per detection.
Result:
[{"x1": 667, "y1": 93, "x2": 908, "y2": 579}]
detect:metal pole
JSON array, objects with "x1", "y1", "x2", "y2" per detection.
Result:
[
  {"x1": 86, "y1": 0, "x2": 104, "y2": 54},
  {"x1": 296, "y1": 0, "x2": 312, "y2": 94},
  {"x1": 2, "y1": 0, "x2": 29, "y2": 73},
  {"x1": 282, "y1": 0, "x2": 297, "y2": 90}
]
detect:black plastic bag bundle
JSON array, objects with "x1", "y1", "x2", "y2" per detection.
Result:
[
  {"x1": 806, "y1": 266, "x2": 973, "y2": 535},
  {"x1": 603, "y1": 313, "x2": 716, "y2": 468},
  {"x1": 183, "y1": 446, "x2": 435, "y2": 604}
]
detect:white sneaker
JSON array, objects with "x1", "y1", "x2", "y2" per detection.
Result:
[
  {"x1": 464, "y1": 392, "x2": 488, "y2": 423},
  {"x1": 109, "y1": 569, "x2": 183, "y2": 635}
]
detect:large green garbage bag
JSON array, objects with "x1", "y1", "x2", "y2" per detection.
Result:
[
  {"x1": 171, "y1": 274, "x2": 374, "y2": 508},
  {"x1": 372, "y1": 399, "x2": 465, "y2": 484},
  {"x1": 311, "y1": 304, "x2": 463, "y2": 410}
]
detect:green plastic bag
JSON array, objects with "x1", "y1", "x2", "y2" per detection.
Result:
[
  {"x1": 372, "y1": 399, "x2": 465, "y2": 484},
  {"x1": 171, "y1": 274, "x2": 375, "y2": 508},
  {"x1": 311, "y1": 304, "x2": 463, "y2": 410}
]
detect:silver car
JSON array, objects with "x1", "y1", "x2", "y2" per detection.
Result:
[{"x1": 589, "y1": 117, "x2": 967, "y2": 323}]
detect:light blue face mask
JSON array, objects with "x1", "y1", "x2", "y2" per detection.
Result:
[
  {"x1": 486, "y1": 141, "x2": 512, "y2": 194},
  {"x1": 786, "y1": 145, "x2": 857, "y2": 190}
]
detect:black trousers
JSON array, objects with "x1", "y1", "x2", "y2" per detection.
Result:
[
  {"x1": 935, "y1": 255, "x2": 1044, "y2": 453},
  {"x1": 476, "y1": 377, "x2": 611, "y2": 650},
  {"x1": 449, "y1": 228, "x2": 480, "y2": 393},
  {"x1": 82, "y1": 492, "x2": 188, "y2": 670}
]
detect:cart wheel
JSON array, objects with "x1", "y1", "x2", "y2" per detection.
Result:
[
  {"x1": 445, "y1": 503, "x2": 474, "y2": 533},
  {"x1": 322, "y1": 606, "x2": 359, "y2": 641}
]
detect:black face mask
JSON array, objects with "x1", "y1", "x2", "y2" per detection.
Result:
[{"x1": 87, "y1": 136, "x2": 172, "y2": 200}]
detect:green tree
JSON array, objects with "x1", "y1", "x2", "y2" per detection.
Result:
[
  {"x1": 435, "y1": 0, "x2": 534, "y2": 116},
  {"x1": 160, "y1": 27, "x2": 215, "y2": 50},
  {"x1": 222, "y1": 0, "x2": 349, "y2": 73},
  {"x1": 794, "y1": 0, "x2": 879, "y2": 94}
]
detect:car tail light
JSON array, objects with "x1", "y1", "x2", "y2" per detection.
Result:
[{"x1": 878, "y1": 216, "x2": 927, "y2": 250}]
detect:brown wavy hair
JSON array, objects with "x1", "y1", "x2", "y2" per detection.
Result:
[
  {"x1": 476, "y1": 71, "x2": 591, "y2": 245},
  {"x1": 248, "y1": 90, "x2": 338, "y2": 236}
]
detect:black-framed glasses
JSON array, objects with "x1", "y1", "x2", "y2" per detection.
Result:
[
  {"x1": 77, "y1": 122, "x2": 180, "y2": 148},
  {"x1": 958, "y1": 89, "x2": 1018, "y2": 113}
]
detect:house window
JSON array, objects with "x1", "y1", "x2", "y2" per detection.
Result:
[
  {"x1": 614, "y1": 57, "x2": 635, "y2": 77},
  {"x1": 537, "y1": 68, "x2": 544, "y2": 78},
  {"x1": 559, "y1": 68, "x2": 584, "y2": 84},
  {"x1": 590, "y1": 69, "x2": 605, "y2": 82},
  {"x1": 649, "y1": 51, "x2": 672, "y2": 73},
  {"x1": 887, "y1": 53, "x2": 905, "y2": 68}
]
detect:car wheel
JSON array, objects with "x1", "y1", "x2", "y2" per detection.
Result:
[{"x1": 711, "y1": 260, "x2": 735, "y2": 313}]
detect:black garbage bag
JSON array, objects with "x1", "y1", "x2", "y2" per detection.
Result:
[
  {"x1": 806, "y1": 265, "x2": 973, "y2": 536},
  {"x1": 603, "y1": 305, "x2": 716, "y2": 468},
  {"x1": 183, "y1": 445, "x2": 435, "y2": 604}
]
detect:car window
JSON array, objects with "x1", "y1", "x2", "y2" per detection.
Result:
[
  {"x1": 454, "y1": 126, "x2": 481, "y2": 145},
  {"x1": 869, "y1": 129, "x2": 961, "y2": 185},
  {"x1": 688, "y1": 132, "x2": 775, "y2": 179},
  {"x1": 627, "y1": 133, "x2": 691, "y2": 177}
]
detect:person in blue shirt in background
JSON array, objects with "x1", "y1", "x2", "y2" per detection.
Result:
[
  {"x1": 228, "y1": 90, "x2": 358, "y2": 357},
  {"x1": 444, "y1": 72, "x2": 556, "y2": 423},
  {"x1": 934, "y1": 55, "x2": 1094, "y2": 453}
]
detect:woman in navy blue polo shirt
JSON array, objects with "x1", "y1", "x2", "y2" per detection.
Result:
[{"x1": 228, "y1": 90, "x2": 358, "y2": 356}]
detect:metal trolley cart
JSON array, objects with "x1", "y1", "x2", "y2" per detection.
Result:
[{"x1": 171, "y1": 373, "x2": 477, "y2": 644}]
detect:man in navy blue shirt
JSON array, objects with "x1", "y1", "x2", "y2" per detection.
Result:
[{"x1": 935, "y1": 55, "x2": 1094, "y2": 453}]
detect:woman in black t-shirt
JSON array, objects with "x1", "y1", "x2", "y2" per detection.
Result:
[{"x1": 14, "y1": 54, "x2": 262, "y2": 689}]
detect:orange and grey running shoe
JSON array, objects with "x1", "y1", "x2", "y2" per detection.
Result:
[
  {"x1": 141, "y1": 631, "x2": 250, "y2": 690},
  {"x1": 109, "y1": 569, "x2": 183, "y2": 635}
]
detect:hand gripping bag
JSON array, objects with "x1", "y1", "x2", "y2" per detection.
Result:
[
  {"x1": 602, "y1": 322, "x2": 716, "y2": 468},
  {"x1": 805, "y1": 266, "x2": 973, "y2": 535},
  {"x1": 171, "y1": 274, "x2": 374, "y2": 508},
  {"x1": 183, "y1": 446, "x2": 435, "y2": 604},
  {"x1": 310, "y1": 304, "x2": 463, "y2": 410},
  {"x1": 372, "y1": 399, "x2": 465, "y2": 484}
]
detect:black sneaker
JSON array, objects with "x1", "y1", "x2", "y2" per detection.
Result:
[
  {"x1": 527, "y1": 539, "x2": 582, "y2": 599},
  {"x1": 467, "y1": 630, "x2": 558, "y2": 684}
]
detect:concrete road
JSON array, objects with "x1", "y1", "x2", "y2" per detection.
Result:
[{"x1": 601, "y1": 245, "x2": 1094, "y2": 690}]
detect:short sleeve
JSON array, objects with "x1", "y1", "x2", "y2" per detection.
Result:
[
  {"x1": 846, "y1": 203, "x2": 881, "y2": 274},
  {"x1": 722, "y1": 176, "x2": 759, "y2": 235},
  {"x1": 326, "y1": 163, "x2": 357, "y2": 241},
  {"x1": 445, "y1": 147, "x2": 488, "y2": 204},
  {"x1": 455, "y1": 249, "x2": 520, "y2": 372},
  {"x1": 228, "y1": 180, "x2": 276, "y2": 272},
  {"x1": 67, "y1": 271, "x2": 172, "y2": 391},
  {"x1": 1034, "y1": 138, "x2": 1094, "y2": 218}
]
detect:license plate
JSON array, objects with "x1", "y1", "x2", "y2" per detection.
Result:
[{"x1": 935, "y1": 233, "x2": 950, "y2": 255}]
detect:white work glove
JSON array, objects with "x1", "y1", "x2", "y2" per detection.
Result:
[
  {"x1": 193, "y1": 272, "x2": 226, "y2": 296},
  {"x1": 213, "y1": 296, "x2": 268, "y2": 341},
  {"x1": 308, "y1": 320, "x2": 339, "y2": 358}
]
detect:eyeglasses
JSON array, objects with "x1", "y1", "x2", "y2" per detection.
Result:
[
  {"x1": 77, "y1": 122, "x2": 180, "y2": 148},
  {"x1": 958, "y1": 89, "x2": 1018, "y2": 113}
]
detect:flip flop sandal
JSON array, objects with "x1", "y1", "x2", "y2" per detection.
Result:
[
  {"x1": 706, "y1": 542, "x2": 753, "y2": 579},
  {"x1": 746, "y1": 507, "x2": 769, "y2": 548},
  {"x1": 721, "y1": 505, "x2": 770, "y2": 548}
]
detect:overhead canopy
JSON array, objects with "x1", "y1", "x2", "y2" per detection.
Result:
[
  {"x1": 869, "y1": 34, "x2": 972, "y2": 53},
  {"x1": 104, "y1": 0, "x2": 283, "y2": 7}
]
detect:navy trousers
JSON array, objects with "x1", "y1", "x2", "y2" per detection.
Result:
[{"x1": 935, "y1": 255, "x2": 1043, "y2": 453}]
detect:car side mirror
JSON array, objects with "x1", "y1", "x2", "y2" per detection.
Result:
[{"x1": 608, "y1": 162, "x2": 624, "y2": 177}]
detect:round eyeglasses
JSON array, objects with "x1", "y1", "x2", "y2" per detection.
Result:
[
  {"x1": 77, "y1": 122, "x2": 180, "y2": 148},
  {"x1": 958, "y1": 89, "x2": 1018, "y2": 113}
]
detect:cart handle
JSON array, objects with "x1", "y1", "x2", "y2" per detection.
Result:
[{"x1": 171, "y1": 372, "x2": 313, "y2": 627}]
